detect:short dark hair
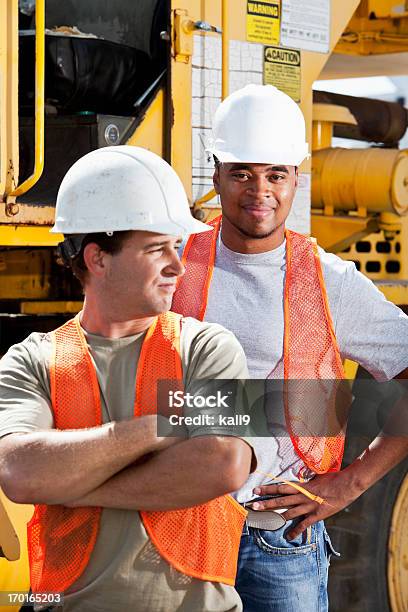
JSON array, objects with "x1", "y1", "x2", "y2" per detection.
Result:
[{"x1": 64, "y1": 231, "x2": 134, "y2": 286}]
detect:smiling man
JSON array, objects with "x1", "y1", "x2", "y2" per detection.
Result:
[
  {"x1": 172, "y1": 85, "x2": 408, "y2": 611},
  {"x1": 0, "y1": 146, "x2": 256, "y2": 611}
]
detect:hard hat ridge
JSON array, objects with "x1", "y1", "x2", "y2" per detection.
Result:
[{"x1": 206, "y1": 84, "x2": 309, "y2": 166}]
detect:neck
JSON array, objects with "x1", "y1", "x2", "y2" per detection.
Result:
[
  {"x1": 80, "y1": 296, "x2": 155, "y2": 338},
  {"x1": 220, "y1": 217, "x2": 286, "y2": 254}
]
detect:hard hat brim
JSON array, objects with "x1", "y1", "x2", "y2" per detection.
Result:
[
  {"x1": 206, "y1": 147, "x2": 310, "y2": 167},
  {"x1": 50, "y1": 216, "x2": 212, "y2": 237}
]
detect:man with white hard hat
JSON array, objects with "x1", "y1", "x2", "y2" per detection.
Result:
[
  {"x1": 173, "y1": 85, "x2": 408, "y2": 610},
  {"x1": 0, "y1": 146, "x2": 256, "y2": 611}
]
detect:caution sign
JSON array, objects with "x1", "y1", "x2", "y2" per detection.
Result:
[
  {"x1": 247, "y1": 1, "x2": 280, "y2": 45},
  {"x1": 263, "y1": 46, "x2": 301, "y2": 102}
]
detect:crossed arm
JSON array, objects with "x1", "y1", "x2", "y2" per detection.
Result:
[{"x1": 0, "y1": 417, "x2": 253, "y2": 510}]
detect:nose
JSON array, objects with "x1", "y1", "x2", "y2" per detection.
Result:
[
  {"x1": 165, "y1": 250, "x2": 185, "y2": 278},
  {"x1": 246, "y1": 174, "x2": 272, "y2": 198}
]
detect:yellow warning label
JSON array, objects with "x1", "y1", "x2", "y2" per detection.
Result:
[
  {"x1": 247, "y1": 1, "x2": 280, "y2": 45},
  {"x1": 263, "y1": 46, "x2": 301, "y2": 102}
]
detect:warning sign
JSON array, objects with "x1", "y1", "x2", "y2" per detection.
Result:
[
  {"x1": 247, "y1": 1, "x2": 280, "y2": 45},
  {"x1": 263, "y1": 46, "x2": 301, "y2": 102}
]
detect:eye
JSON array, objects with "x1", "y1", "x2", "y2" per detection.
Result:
[
  {"x1": 269, "y1": 174, "x2": 286, "y2": 182},
  {"x1": 232, "y1": 172, "x2": 250, "y2": 181}
]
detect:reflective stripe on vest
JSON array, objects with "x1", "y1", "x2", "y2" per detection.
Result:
[
  {"x1": 172, "y1": 216, "x2": 346, "y2": 474},
  {"x1": 28, "y1": 311, "x2": 247, "y2": 593}
]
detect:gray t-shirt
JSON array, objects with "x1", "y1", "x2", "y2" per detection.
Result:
[
  {"x1": 202, "y1": 235, "x2": 408, "y2": 501},
  {"x1": 0, "y1": 317, "x2": 249, "y2": 612}
]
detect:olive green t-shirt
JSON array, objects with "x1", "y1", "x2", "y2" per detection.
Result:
[{"x1": 0, "y1": 316, "x2": 250, "y2": 612}]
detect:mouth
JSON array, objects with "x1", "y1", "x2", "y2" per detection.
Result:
[
  {"x1": 158, "y1": 284, "x2": 177, "y2": 294},
  {"x1": 242, "y1": 204, "x2": 277, "y2": 218}
]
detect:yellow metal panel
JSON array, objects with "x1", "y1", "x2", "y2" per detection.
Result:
[
  {"x1": 0, "y1": 226, "x2": 62, "y2": 247},
  {"x1": 375, "y1": 282, "x2": 408, "y2": 305},
  {"x1": 0, "y1": 490, "x2": 32, "y2": 612},
  {"x1": 0, "y1": 1, "x2": 19, "y2": 201},
  {"x1": 311, "y1": 213, "x2": 379, "y2": 252},
  {"x1": 126, "y1": 89, "x2": 165, "y2": 156},
  {"x1": 21, "y1": 301, "x2": 83, "y2": 315},
  {"x1": 343, "y1": 359, "x2": 359, "y2": 379},
  {"x1": 0, "y1": 250, "x2": 52, "y2": 300},
  {"x1": 336, "y1": 216, "x2": 408, "y2": 283},
  {"x1": 0, "y1": 495, "x2": 19, "y2": 561}
]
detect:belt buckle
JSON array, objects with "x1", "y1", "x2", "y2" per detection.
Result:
[
  {"x1": 245, "y1": 508, "x2": 286, "y2": 531},
  {"x1": 243, "y1": 494, "x2": 287, "y2": 532}
]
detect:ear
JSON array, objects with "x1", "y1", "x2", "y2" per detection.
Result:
[
  {"x1": 83, "y1": 243, "x2": 109, "y2": 278},
  {"x1": 213, "y1": 165, "x2": 221, "y2": 195},
  {"x1": 294, "y1": 166, "x2": 299, "y2": 189}
]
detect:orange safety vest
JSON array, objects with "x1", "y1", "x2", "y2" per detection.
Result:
[
  {"x1": 173, "y1": 216, "x2": 346, "y2": 474},
  {"x1": 27, "y1": 311, "x2": 247, "y2": 594}
]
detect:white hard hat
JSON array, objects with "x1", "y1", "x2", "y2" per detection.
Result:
[
  {"x1": 51, "y1": 146, "x2": 210, "y2": 236},
  {"x1": 206, "y1": 85, "x2": 309, "y2": 166}
]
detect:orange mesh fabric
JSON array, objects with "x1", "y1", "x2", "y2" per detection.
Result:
[
  {"x1": 172, "y1": 216, "x2": 220, "y2": 320},
  {"x1": 28, "y1": 505, "x2": 100, "y2": 593},
  {"x1": 142, "y1": 498, "x2": 246, "y2": 585},
  {"x1": 284, "y1": 230, "x2": 346, "y2": 473},
  {"x1": 172, "y1": 221, "x2": 346, "y2": 474},
  {"x1": 139, "y1": 311, "x2": 247, "y2": 585},
  {"x1": 28, "y1": 316, "x2": 101, "y2": 593}
]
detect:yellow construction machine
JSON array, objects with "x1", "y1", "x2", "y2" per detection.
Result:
[{"x1": 0, "y1": 0, "x2": 407, "y2": 609}]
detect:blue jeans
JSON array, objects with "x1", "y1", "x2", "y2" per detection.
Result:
[{"x1": 235, "y1": 520, "x2": 339, "y2": 612}]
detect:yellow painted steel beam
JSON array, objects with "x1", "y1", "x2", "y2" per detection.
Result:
[
  {"x1": 311, "y1": 213, "x2": 379, "y2": 252},
  {"x1": 20, "y1": 301, "x2": 83, "y2": 315},
  {"x1": 0, "y1": 226, "x2": 62, "y2": 247},
  {"x1": 0, "y1": 1, "x2": 19, "y2": 203},
  {"x1": 9, "y1": 0, "x2": 45, "y2": 200}
]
